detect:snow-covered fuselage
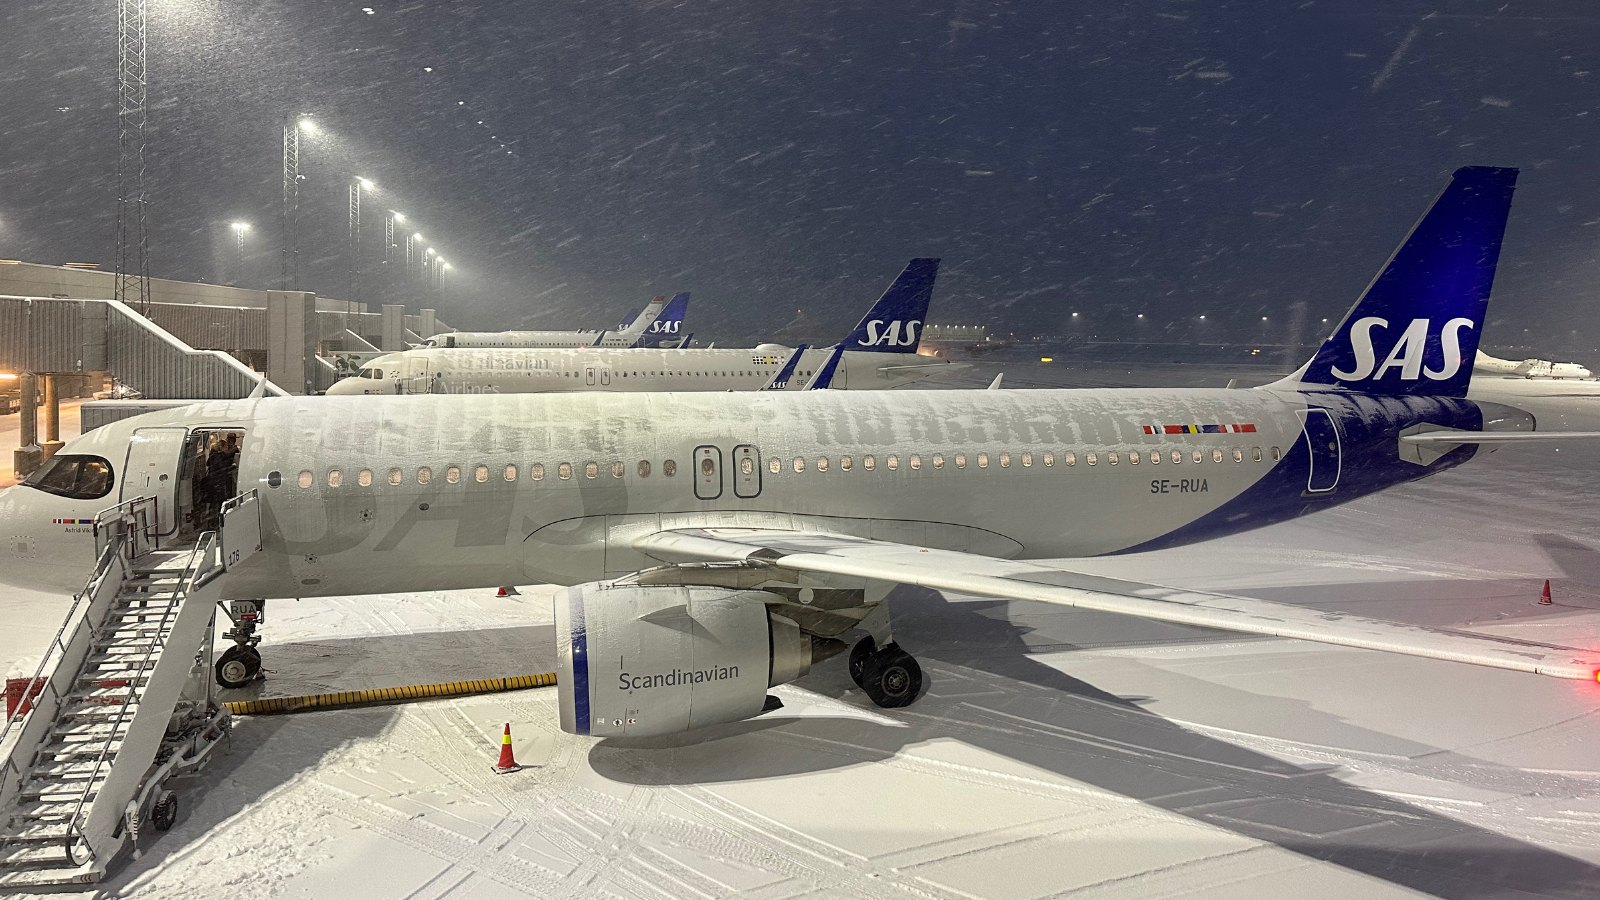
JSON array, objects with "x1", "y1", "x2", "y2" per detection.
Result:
[{"x1": 0, "y1": 387, "x2": 1516, "y2": 598}]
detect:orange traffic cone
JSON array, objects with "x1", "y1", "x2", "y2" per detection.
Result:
[
  {"x1": 1539, "y1": 579, "x2": 1553, "y2": 606},
  {"x1": 496, "y1": 586, "x2": 519, "y2": 597},
  {"x1": 493, "y1": 723, "x2": 522, "y2": 774}
]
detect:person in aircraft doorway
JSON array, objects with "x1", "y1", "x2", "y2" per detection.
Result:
[{"x1": 196, "y1": 434, "x2": 240, "y2": 532}]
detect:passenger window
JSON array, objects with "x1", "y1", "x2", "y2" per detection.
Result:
[
  {"x1": 612, "y1": 462, "x2": 624, "y2": 478},
  {"x1": 389, "y1": 467, "x2": 403, "y2": 485},
  {"x1": 1149, "y1": 451, "x2": 1159, "y2": 465},
  {"x1": 1171, "y1": 450, "x2": 1182, "y2": 465},
  {"x1": 1212, "y1": 449, "x2": 1224, "y2": 463},
  {"x1": 446, "y1": 466, "x2": 461, "y2": 484},
  {"x1": 887, "y1": 455, "x2": 900, "y2": 470},
  {"x1": 357, "y1": 469, "x2": 373, "y2": 487},
  {"x1": 327, "y1": 469, "x2": 343, "y2": 488},
  {"x1": 769, "y1": 458, "x2": 781, "y2": 474},
  {"x1": 1127, "y1": 451, "x2": 1138, "y2": 466},
  {"x1": 504, "y1": 464, "x2": 518, "y2": 482},
  {"x1": 267, "y1": 470, "x2": 283, "y2": 488},
  {"x1": 1232, "y1": 448, "x2": 1243, "y2": 463},
  {"x1": 1086, "y1": 452, "x2": 1098, "y2": 466},
  {"x1": 663, "y1": 460, "x2": 677, "y2": 477},
  {"x1": 840, "y1": 456, "x2": 853, "y2": 471},
  {"x1": 558, "y1": 463, "x2": 573, "y2": 480},
  {"x1": 1252, "y1": 447, "x2": 1262, "y2": 462},
  {"x1": 955, "y1": 453, "x2": 967, "y2": 468},
  {"x1": 932, "y1": 452, "x2": 944, "y2": 469},
  {"x1": 999, "y1": 453, "x2": 1010, "y2": 468},
  {"x1": 1108, "y1": 452, "x2": 1119, "y2": 466},
  {"x1": 1022, "y1": 452, "x2": 1033, "y2": 467},
  {"x1": 417, "y1": 466, "x2": 432, "y2": 485},
  {"x1": 909, "y1": 454, "x2": 921, "y2": 470},
  {"x1": 741, "y1": 457, "x2": 756, "y2": 475},
  {"x1": 531, "y1": 463, "x2": 544, "y2": 481},
  {"x1": 817, "y1": 457, "x2": 829, "y2": 472},
  {"x1": 793, "y1": 457, "x2": 806, "y2": 473},
  {"x1": 638, "y1": 460, "x2": 651, "y2": 477},
  {"x1": 864, "y1": 455, "x2": 877, "y2": 471},
  {"x1": 298, "y1": 470, "x2": 313, "y2": 489},
  {"x1": 1064, "y1": 452, "x2": 1076, "y2": 466},
  {"x1": 1193, "y1": 450, "x2": 1203, "y2": 464},
  {"x1": 585, "y1": 462, "x2": 599, "y2": 479},
  {"x1": 1043, "y1": 452, "x2": 1053, "y2": 467},
  {"x1": 977, "y1": 453, "x2": 989, "y2": 468},
  {"x1": 1272, "y1": 446, "x2": 1282, "y2": 460}
]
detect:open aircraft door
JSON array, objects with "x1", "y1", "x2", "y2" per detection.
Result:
[
  {"x1": 1298, "y1": 407, "x2": 1341, "y2": 493},
  {"x1": 583, "y1": 365, "x2": 611, "y2": 387},
  {"x1": 122, "y1": 427, "x2": 188, "y2": 537}
]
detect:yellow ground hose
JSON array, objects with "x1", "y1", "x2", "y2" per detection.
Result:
[{"x1": 222, "y1": 672, "x2": 558, "y2": 715}]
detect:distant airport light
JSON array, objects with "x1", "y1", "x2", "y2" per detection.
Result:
[
  {"x1": 426, "y1": 247, "x2": 436, "y2": 256},
  {"x1": 357, "y1": 177, "x2": 375, "y2": 190},
  {"x1": 0, "y1": 372, "x2": 17, "y2": 380},
  {"x1": 1261, "y1": 316, "x2": 1268, "y2": 321},
  {"x1": 231, "y1": 222, "x2": 250, "y2": 233},
  {"x1": 1198, "y1": 315, "x2": 1206, "y2": 320},
  {"x1": 413, "y1": 233, "x2": 424, "y2": 241},
  {"x1": 1040, "y1": 357, "x2": 1053, "y2": 363},
  {"x1": 1070, "y1": 312, "x2": 1079, "y2": 318},
  {"x1": 1136, "y1": 313, "x2": 1144, "y2": 319},
  {"x1": 297, "y1": 117, "x2": 317, "y2": 135},
  {"x1": 391, "y1": 211, "x2": 406, "y2": 223}
]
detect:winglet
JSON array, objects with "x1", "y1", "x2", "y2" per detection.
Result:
[
  {"x1": 762, "y1": 344, "x2": 809, "y2": 391},
  {"x1": 987, "y1": 373, "x2": 1004, "y2": 390},
  {"x1": 807, "y1": 345, "x2": 846, "y2": 390},
  {"x1": 247, "y1": 371, "x2": 269, "y2": 399}
]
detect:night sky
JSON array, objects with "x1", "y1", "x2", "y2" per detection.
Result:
[{"x1": 1, "y1": 2, "x2": 1596, "y2": 351}]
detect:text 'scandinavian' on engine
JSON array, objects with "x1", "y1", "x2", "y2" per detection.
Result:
[
  {"x1": 6, "y1": 168, "x2": 1600, "y2": 742},
  {"x1": 326, "y1": 259, "x2": 954, "y2": 395}
]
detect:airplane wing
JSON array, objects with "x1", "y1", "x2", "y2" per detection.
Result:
[
  {"x1": 1401, "y1": 429, "x2": 1600, "y2": 445},
  {"x1": 633, "y1": 527, "x2": 1600, "y2": 681}
]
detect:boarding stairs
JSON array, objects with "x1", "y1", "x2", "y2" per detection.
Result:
[{"x1": 0, "y1": 491, "x2": 264, "y2": 887}]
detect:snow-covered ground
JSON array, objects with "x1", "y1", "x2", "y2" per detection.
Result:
[{"x1": 5, "y1": 361, "x2": 1600, "y2": 898}]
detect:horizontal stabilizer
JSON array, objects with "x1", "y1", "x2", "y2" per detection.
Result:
[{"x1": 1401, "y1": 430, "x2": 1600, "y2": 445}]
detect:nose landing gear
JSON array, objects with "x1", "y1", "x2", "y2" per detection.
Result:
[{"x1": 215, "y1": 599, "x2": 265, "y2": 689}]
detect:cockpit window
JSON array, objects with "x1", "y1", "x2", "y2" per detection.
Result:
[
  {"x1": 359, "y1": 367, "x2": 383, "y2": 380},
  {"x1": 23, "y1": 454, "x2": 115, "y2": 500}
]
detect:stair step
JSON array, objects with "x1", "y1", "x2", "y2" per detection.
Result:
[
  {"x1": 11, "y1": 800, "x2": 79, "y2": 824},
  {"x1": 0, "y1": 821, "x2": 79, "y2": 850},
  {"x1": 23, "y1": 762, "x2": 109, "y2": 784},
  {"x1": 18, "y1": 783, "x2": 101, "y2": 804},
  {"x1": 56, "y1": 701, "x2": 137, "y2": 720},
  {"x1": 34, "y1": 742, "x2": 120, "y2": 761}
]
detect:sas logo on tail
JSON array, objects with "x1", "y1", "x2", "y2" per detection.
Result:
[
  {"x1": 648, "y1": 320, "x2": 682, "y2": 335},
  {"x1": 1330, "y1": 316, "x2": 1473, "y2": 381},
  {"x1": 859, "y1": 319, "x2": 922, "y2": 348}
]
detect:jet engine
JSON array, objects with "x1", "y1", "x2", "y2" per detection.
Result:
[{"x1": 554, "y1": 583, "x2": 845, "y2": 737}]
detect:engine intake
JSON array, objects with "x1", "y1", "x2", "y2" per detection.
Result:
[{"x1": 554, "y1": 583, "x2": 843, "y2": 737}]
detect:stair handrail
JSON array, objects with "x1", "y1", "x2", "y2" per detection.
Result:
[
  {"x1": 0, "y1": 522, "x2": 129, "y2": 814},
  {"x1": 59, "y1": 531, "x2": 218, "y2": 868}
]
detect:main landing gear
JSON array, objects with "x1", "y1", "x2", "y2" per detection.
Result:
[
  {"x1": 215, "y1": 599, "x2": 265, "y2": 689},
  {"x1": 848, "y1": 635, "x2": 923, "y2": 708}
]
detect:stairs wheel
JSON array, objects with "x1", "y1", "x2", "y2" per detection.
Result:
[
  {"x1": 152, "y1": 790, "x2": 178, "y2": 832},
  {"x1": 215, "y1": 645, "x2": 262, "y2": 689}
]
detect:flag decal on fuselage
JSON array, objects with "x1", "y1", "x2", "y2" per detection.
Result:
[{"x1": 1140, "y1": 423, "x2": 1258, "y2": 435}]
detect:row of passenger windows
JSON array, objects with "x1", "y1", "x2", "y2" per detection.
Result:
[
  {"x1": 265, "y1": 446, "x2": 1284, "y2": 490},
  {"x1": 769, "y1": 446, "x2": 1283, "y2": 473}
]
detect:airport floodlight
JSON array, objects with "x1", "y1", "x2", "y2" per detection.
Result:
[
  {"x1": 1261, "y1": 316, "x2": 1268, "y2": 321},
  {"x1": 441, "y1": 262, "x2": 452, "y2": 270},
  {"x1": 427, "y1": 247, "x2": 436, "y2": 256},
  {"x1": 413, "y1": 232, "x2": 424, "y2": 241},
  {"x1": 1136, "y1": 313, "x2": 1144, "y2": 319},
  {"x1": 1198, "y1": 314, "x2": 1206, "y2": 320},
  {"x1": 297, "y1": 117, "x2": 317, "y2": 135},
  {"x1": 357, "y1": 177, "x2": 375, "y2": 191},
  {"x1": 1070, "y1": 312, "x2": 1079, "y2": 317},
  {"x1": 231, "y1": 221, "x2": 251, "y2": 233},
  {"x1": 391, "y1": 211, "x2": 405, "y2": 223}
]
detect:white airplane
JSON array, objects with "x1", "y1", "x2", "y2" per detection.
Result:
[
  {"x1": 326, "y1": 260, "x2": 955, "y2": 395},
  {"x1": 422, "y1": 292, "x2": 689, "y2": 349},
  {"x1": 4, "y1": 167, "x2": 1598, "y2": 740},
  {"x1": 1475, "y1": 350, "x2": 1593, "y2": 379}
]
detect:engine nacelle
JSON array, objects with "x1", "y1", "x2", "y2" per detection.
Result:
[{"x1": 554, "y1": 583, "x2": 841, "y2": 737}]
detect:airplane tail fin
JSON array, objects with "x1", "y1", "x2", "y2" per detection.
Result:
[
  {"x1": 807, "y1": 345, "x2": 845, "y2": 390},
  {"x1": 616, "y1": 295, "x2": 668, "y2": 345},
  {"x1": 633, "y1": 292, "x2": 690, "y2": 348},
  {"x1": 838, "y1": 258, "x2": 939, "y2": 354},
  {"x1": 1274, "y1": 166, "x2": 1517, "y2": 398}
]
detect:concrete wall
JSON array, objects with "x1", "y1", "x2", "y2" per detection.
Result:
[{"x1": 266, "y1": 291, "x2": 317, "y2": 395}]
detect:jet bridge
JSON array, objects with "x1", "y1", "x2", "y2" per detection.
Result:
[{"x1": 0, "y1": 490, "x2": 263, "y2": 886}]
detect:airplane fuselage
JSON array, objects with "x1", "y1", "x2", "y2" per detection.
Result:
[{"x1": 0, "y1": 388, "x2": 1507, "y2": 599}]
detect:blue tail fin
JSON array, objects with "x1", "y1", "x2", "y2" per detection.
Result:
[
  {"x1": 634, "y1": 292, "x2": 690, "y2": 348},
  {"x1": 1287, "y1": 166, "x2": 1517, "y2": 397},
  {"x1": 807, "y1": 345, "x2": 845, "y2": 390},
  {"x1": 838, "y1": 258, "x2": 939, "y2": 354}
]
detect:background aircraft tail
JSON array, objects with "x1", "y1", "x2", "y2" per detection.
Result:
[
  {"x1": 616, "y1": 295, "x2": 668, "y2": 344},
  {"x1": 1276, "y1": 166, "x2": 1517, "y2": 398},
  {"x1": 633, "y1": 292, "x2": 690, "y2": 348},
  {"x1": 837, "y1": 258, "x2": 939, "y2": 354}
]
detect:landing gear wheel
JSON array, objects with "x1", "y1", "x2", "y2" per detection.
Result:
[
  {"x1": 151, "y1": 791, "x2": 178, "y2": 832},
  {"x1": 215, "y1": 645, "x2": 262, "y2": 689},
  {"x1": 848, "y1": 636, "x2": 877, "y2": 688},
  {"x1": 859, "y1": 644, "x2": 922, "y2": 709}
]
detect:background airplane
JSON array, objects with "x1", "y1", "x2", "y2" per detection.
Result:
[
  {"x1": 422, "y1": 292, "x2": 689, "y2": 349},
  {"x1": 326, "y1": 260, "x2": 952, "y2": 395}
]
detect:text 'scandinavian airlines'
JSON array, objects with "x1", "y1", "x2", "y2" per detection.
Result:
[
  {"x1": 4, "y1": 167, "x2": 1598, "y2": 739},
  {"x1": 422, "y1": 291, "x2": 689, "y2": 349},
  {"x1": 326, "y1": 260, "x2": 954, "y2": 395}
]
